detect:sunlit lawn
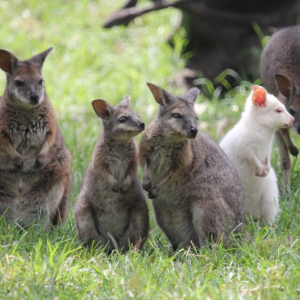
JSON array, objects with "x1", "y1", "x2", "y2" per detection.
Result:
[{"x1": 0, "y1": 1, "x2": 300, "y2": 299}]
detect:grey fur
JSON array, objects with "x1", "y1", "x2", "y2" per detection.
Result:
[
  {"x1": 260, "y1": 26, "x2": 300, "y2": 188},
  {"x1": 0, "y1": 47, "x2": 72, "y2": 228},
  {"x1": 74, "y1": 97, "x2": 149, "y2": 252},
  {"x1": 139, "y1": 83, "x2": 244, "y2": 249}
]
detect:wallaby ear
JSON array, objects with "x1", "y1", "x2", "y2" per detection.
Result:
[
  {"x1": 252, "y1": 85, "x2": 267, "y2": 107},
  {"x1": 0, "y1": 49, "x2": 19, "y2": 74},
  {"x1": 147, "y1": 82, "x2": 165, "y2": 105},
  {"x1": 184, "y1": 87, "x2": 200, "y2": 103},
  {"x1": 146, "y1": 82, "x2": 174, "y2": 106},
  {"x1": 118, "y1": 96, "x2": 130, "y2": 108},
  {"x1": 92, "y1": 99, "x2": 111, "y2": 120},
  {"x1": 27, "y1": 47, "x2": 53, "y2": 69},
  {"x1": 274, "y1": 74, "x2": 292, "y2": 98}
]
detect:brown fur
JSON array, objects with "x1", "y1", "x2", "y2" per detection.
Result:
[
  {"x1": 260, "y1": 26, "x2": 300, "y2": 189},
  {"x1": 139, "y1": 83, "x2": 244, "y2": 249},
  {"x1": 74, "y1": 97, "x2": 149, "y2": 252},
  {"x1": 0, "y1": 48, "x2": 72, "y2": 227}
]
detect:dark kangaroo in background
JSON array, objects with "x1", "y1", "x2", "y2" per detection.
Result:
[
  {"x1": 139, "y1": 83, "x2": 244, "y2": 250},
  {"x1": 260, "y1": 26, "x2": 300, "y2": 190},
  {"x1": 0, "y1": 48, "x2": 72, "y2": 227},
  {"x1": 74, "y1": 97, "x2": 149, "y2": 252}
]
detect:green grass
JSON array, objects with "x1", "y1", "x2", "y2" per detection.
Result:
[{"x1": 1, "y1": 1, "x2": 300, "y2": 299}]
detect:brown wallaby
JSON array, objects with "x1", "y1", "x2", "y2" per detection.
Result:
[
  {"x1": 74, "y1": 97, "x2": 149, "y2": 252},
  {"x1": 260, "y1": 26, "x2": 300, "y2": 189},
  {"x1": 139, "y1": 83, "x2": 244, "y2": 250},
  {"x1": 0, "y1": 48, "x2": 72, "y2": 227}
]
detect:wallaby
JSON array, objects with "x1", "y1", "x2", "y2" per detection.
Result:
[
  {"x1": 0, "y1": 47, "x2": 72, "y2": 227},
  {"x1": 260, "y1": 26, "x2": 300, "y2": 189},
  {"x1": 220, "y1": 86, "x2": 294, "y2": 223},
  {"x1": 139, "y1": 83, "x2": 244, "y2": 250},
  {"x1": 74, "y1": 97, "x2": 149, "y2": 252}
]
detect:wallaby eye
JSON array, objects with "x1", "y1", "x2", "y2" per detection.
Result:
[
  {"x1": 39, "y1": 79, "x2": 44, "y2": 85},
  {"x1": 276, "y1": 108, "x2": 283, "y2": 113},
  {"x1": 119, "y1": 116, "x2": 128, "y2": 123},
  {"x1": 172, "y1": 113, "x2": 182, "y2": 119},
  {"x1": 15, "y1": 80, "x2": 23, "y2": 88}
]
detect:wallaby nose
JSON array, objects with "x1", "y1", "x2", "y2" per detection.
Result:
[
  {"x1": 190, "y1": 127, "x2": 198, "y2": 138},
  {"x1": 139, "y1": 122, "x2": 145, "y2": 130},
  {"x1": 30, "y1": 93, "x2": 39, "y2": 105}
]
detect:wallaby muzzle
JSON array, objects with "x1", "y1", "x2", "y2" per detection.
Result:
[
  {"x1": 187, "y1": 126, "x2": 198, "y2": 138},
  {"x1": 139, "y1": 122, "x2": 145, "y2": 130},
  {"x1": 29, "y1": 92, "x2": 40, "y2": 105}
]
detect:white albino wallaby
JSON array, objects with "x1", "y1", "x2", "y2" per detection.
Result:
[{"x1": 220, "y1": 86, "x2": 294, "y2": 223}]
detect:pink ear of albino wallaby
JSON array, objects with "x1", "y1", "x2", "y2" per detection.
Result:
[{"x1": 252, "y1": 85, "x2": 267, "y2": 107}]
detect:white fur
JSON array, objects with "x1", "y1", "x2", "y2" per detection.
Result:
[{"x1": 220, "y1": 88, "x2": 294, "y2": 223}]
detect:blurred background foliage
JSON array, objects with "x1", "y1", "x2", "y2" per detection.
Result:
[
  {"x1": 1, "y1": 0, "x2": 299, "y2": 203},
  {"x1": 0, "y1": 1, "x2": 300, "y2": 298}
]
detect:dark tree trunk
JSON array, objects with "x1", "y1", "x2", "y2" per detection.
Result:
[{"x1": 103, "y1": 0, "x2": 300, "y2": 91}]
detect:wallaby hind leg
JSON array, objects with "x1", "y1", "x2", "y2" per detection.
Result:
[
  {"x1": 191, "y1": 203, "x2": 207, "y2": 247},
  {"x1": 51, "y1": 176, "x2": 71, "y2": 225},
  {"x1": 260, "y1": 180, "x2": 279, "y2": 224},
  {"x1": 118, "y1": 203, "x2": 149, "y2": 251},
  {"x1": 192, "y1": 201, "x2": 237, "y2": 247},
  {"x1": 75, "y1": 203, "x2": 109, "y2": 248},
  {"x1": 276, "y1": 129, "x2": 291, "y2": 191}
]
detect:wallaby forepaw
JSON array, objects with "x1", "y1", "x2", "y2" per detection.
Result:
[
  {"x1": 34, "y1": 159, "x2": 44, "y2": 169},
  {"x1": 142, "y1": 177, "x2": 151, "y2": 191},
  {"x1": 290, "y1": 146, "x2": 299, "y2": 157},
  {"x1": 254, "y1": 161, "x2": 270, "y2": 178},
  {"x1": 111, "y1": 182, "x2": 120, "y2": 193},
  {"x1": 35, "y1": 154, "x2": 47, "y2": 168},
  {"x1": 148, "y1": 186, "x2": 158, "y2": 199},
  {"x1": 120, "y1": 184, "x2": 129, "y2": 194},
  {"x1": 13, "y1": 156, "x2": 24, "y2": 169},
  {"x1": 260, "y1": 170, "x2": 267, "y2": 178},
  {"x1": 120, "y1": 177, "x2": 131, "y2": 194},
  {"x1": 260, "y1": 165, "x2": 271, "y2": 178},
  {"x1": 263, "y1": 166, "x2": 270, "y2": 177},
  {"x1": 255, "y1": 170, "x2": 264, "y2": 178},
  {"x1": 254, "y1": 167, "x2": 263, "y2": 177},
  {"x1": 255, "y1": 167, "x2": 269, "y2": 178}
]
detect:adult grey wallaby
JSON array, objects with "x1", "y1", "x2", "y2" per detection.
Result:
[
  {"x1": 0, "y1": 47, "x2": 72, "y2": 227},
  {"x1": 139, "y1": 83, "x2": 244, "y2": 249},
  {"x1": 260, "y1": 26, "x2": 300, "y2": 189},
  {"x1": 74, "y1": 97, "x2": 149, "y2": 252}
]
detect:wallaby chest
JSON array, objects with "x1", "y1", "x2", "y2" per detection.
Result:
[
  {"x1": 147, "y1": 139, "x2": 177, "y2": 185},
  {"x1": 89, "y1": 162, "x2": 134, "y2": 237},
  {"x1": 7, "y1": 114, "x2": 48, "y2": 154},
  {"x1": 108, "y1": 147, "x2": 132, "y2": 182},
  {"x1": 237, "y1": 125, "x2": 273, "y2": 163}
]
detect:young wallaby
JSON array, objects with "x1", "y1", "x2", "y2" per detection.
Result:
[
  {"x1": 260, "y1": 26, "x2": 300, "y2": 189},
  {"x1": 139, "y1": 83, "x2": 244, "y2": 250},
  {"x1": 220, "y1": 86, "x2": 294, "y2": 223},
  {"x1": 0, "y1": 47, "x2": 72, "y2": 227},
  {"x1": 74, "y1": 97, "x2": 149, "y2": 252}
]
